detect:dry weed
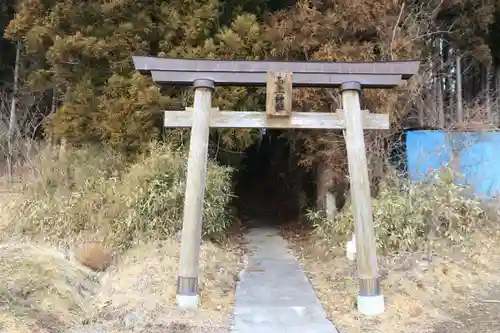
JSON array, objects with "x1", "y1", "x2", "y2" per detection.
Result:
[
  {"x1": 0, "y1": 143, "x2": 241, "y2": 332},
  {"x1": 0, "y1": 238, "x2": 243, "y2": 333},
  {"x1": 298, "y1": 167, "x2": 500, "y2": 332},
  {"x1": 0, "y1": 312, "x2": 44, "y2": 333},
  {"x1": 292, "y1": 229, "x2": 500, "y2": 333},
  {"x1": 6, "y1": 142, "x2": 234, "y2": 249},
  {"x1": 308, "y1": 168, "x2": 492, "y2": 253},
  {"x1": 0, "y1": 242, "x2": 98, "y2": 332},
  {"x1": 0, "y1": 185, "x2": 22, "y2": 236},
  {"x1": 91, "y1": 239, "x2": 242, "y2": 331}
]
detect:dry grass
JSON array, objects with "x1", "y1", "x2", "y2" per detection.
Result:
[
  {"x1": 0, "y1": 238, "x2": 243, "y2": 333},
  {"x1": 0, "y1": 242, "x2": 98, "y2": 333},
  {"x1": 0, "y1": 185, "x2": 22, "y2": 237},
  {"x1": 296, "y1": 167, "x2": 500, "y2": 332},
  {"x1": 6, "y1": 143, "x2": 234, "y2": 250},
  {"x1": 0, "y1": 143, "x2": 243, "y2": 332},
  {"x1": 290, "y1": 228, "x2": 500, "y2": 333},
  {"x1": 91, "y1": 239, "x2": 243, "y2": 332},
  {"x1": 307, "y1": 169, "x2": 493, "y2": 254}
]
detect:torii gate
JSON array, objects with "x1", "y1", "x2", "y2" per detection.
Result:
[{"x1": 133, "y1": 56, "x2": 419, "y2": 316}]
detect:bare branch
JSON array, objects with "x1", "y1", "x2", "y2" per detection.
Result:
[{"x1": 390, "y1": 2, "x2": 405, "y2": 61}]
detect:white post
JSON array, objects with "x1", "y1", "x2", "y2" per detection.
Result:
[
  {"x1": 341, "y1": 82, "x2": 384, "y2": 316},
  {"x1": 176, "y1": 79, "x2": 214, "y2": 309},
  {"x1": 325, "y1": 191, "x2": 337, "y2": 220}
]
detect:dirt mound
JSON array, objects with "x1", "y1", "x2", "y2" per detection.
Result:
[
  {"x1": 0, "y1": 239, "x2": 243, "y2": 332},
  {"x1": 74, "y1": 242, "x2": 113, "y2": 271},
  {"x1": 0, "y1": 242, "x2": 98, "y2": 332}
]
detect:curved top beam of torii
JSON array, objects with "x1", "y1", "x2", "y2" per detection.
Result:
[{"x1": 132, "y1": 56, "x2": 420, "y2": 88}]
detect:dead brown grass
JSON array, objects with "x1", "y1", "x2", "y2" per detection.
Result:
[
  {"x1": 0, "y1": 313, "x2": 43, "y2": 333},
  {"x1": 92, "y1": 239, "x2": 242, "y2": 330},
  {"x1": 0, "y1": 242, "x2": 98, "y2": 332},
  {"x1": 289, "y1": 227, "x2": 500, "y2": 333},
  {"x1": 0, "y1": 146, "x2": 243, "y2": 333},
  {"x1": 7, "y1": 144, "x2": 235, "y2": 250},
  {"x1": 0, "y1": 238, "x2": 243, "y2": 333},
  {"x1": 0, "y1": 186, "x2": 22, "y2": 238}
]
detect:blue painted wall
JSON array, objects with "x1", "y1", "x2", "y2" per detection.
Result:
[{"x1": 406, "y1": 130, "x2": 500, "y2": 199}]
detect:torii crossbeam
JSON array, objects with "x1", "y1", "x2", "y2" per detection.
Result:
[{"x1": 132, "y1": 55, "x2": 420, "y2": 316}]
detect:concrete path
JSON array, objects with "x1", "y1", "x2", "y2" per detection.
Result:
[{"x1": 232, "y1": 227, "x2": 338, "y2": 333}]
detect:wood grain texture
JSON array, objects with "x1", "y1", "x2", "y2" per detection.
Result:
[
  {"x1": 178, "y1": 87, "x2": 212, "y2": 282},
  {"x1": 341, "y1": 89, "x2": 380, "y2": 289},
  {"x1": 265, "y1": 71, "x2": 293, "y2": 117},
  {"x1": 165, "y1": 109, "x2": 389, "y2": 130}
]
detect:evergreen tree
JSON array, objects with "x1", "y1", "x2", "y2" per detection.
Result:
[
  {"x1": 0, "y1": 0, "x2": 15, "y2": 87},
  {"x1": 3, "y1": 0, "x2": 285, "y2": 151},
  {"x1": 2, "y1": 0, "x2": 499, "y2": 158}
]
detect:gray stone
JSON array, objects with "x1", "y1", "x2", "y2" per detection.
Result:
[{"x1": 231, "y1": 227, "x2": 338, "y2": 333}]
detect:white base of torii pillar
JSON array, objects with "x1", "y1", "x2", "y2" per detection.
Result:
[{"x1": 176, "y1": 79, "x2": 214, "y2": 309}]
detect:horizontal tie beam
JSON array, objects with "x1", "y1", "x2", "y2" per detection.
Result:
[{"x1": 163, "y1": 108, "x2": 389, "y2": 130}]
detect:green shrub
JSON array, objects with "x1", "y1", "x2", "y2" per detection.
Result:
[
  {"x1": 307, "y1": 169, "x2": 492, "y2": 253},
  {"x1": 10, "y1": 142, "x2": 234, "y2": 249}
]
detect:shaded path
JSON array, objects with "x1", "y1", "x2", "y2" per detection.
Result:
[{"x1": 231, "y1": 227, "x2": 338, "y2": 333}]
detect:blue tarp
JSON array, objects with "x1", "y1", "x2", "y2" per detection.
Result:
[{"x1": 406, "y1": 130, "x2": 500, "y2": 199}]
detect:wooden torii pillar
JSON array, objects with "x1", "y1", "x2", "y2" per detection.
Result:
[{"x1": 133, "y1": 56, "x2": 420, "y2": 316}]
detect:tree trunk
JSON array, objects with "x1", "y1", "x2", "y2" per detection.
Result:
[
  {"x1": 315, "y1": 159, "x2": 333, "y2": 213},
  {"x1": 433, "y1": 37, "x2": 444, "y2": 128},
  {"x1": 486, "y1": 63, "x2": 492, "y2": 122},
  {"x1": 443, "y1": 41, "x2": 450, "y2": 111},
  {"x1": 456, "y1": 54, "x2": 463, "y2": 124},
  {"x1": 7, "y1": 41, "x2": 21, "y2": 184},
  {"x1": 51, "y1": 87, "x2": 57, "y2": 114},
  {"x1": 495, "y1": 64, "x2": 500, "y2": 124},
  {"x1": 417, "y1": 97, "x2": 424, "y2": 127},
  {"x1": 50, "y1": 87, "x2": 58, "y2": 148}
]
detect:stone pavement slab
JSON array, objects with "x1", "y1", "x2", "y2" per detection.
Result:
[{"x1": 231, "y1": 227, "x2": 338, "y2": 333}]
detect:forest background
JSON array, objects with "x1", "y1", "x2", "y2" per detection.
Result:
[{"x1": 1, "y1": 0, "x2": 498, "y2": 185}]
